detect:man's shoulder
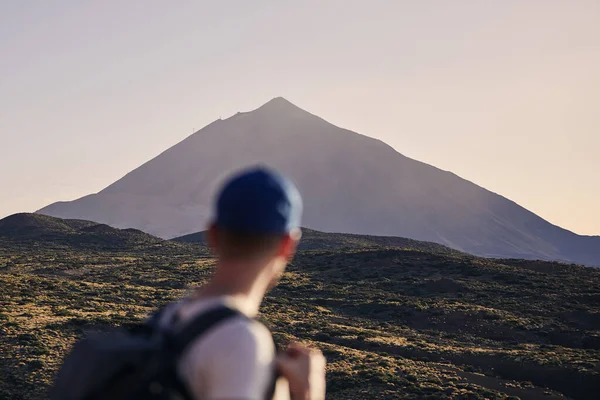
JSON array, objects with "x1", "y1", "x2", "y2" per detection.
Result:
[
  {"x1": 201, "y1": 315, "x2": 274, "y2": 351},
  {"x1": 163, "y1": 298, "x2": 276, "y2": 366},
  {"x1": 178, "y1": 312, "x2": 276, "y2": 382},
  {"x1": 179, "y1": 303, "x2": 275, "y2": 362},
  {"x1": 177, "y1": 315, "x2": 282, "y2": 399}
]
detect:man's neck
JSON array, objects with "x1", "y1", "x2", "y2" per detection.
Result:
[{"x1": 192, "y1": 258, "x2": 272, "y2": 316}]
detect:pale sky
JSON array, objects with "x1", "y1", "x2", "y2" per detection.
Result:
[{"x1": 1, "y1": 1, "x2": 599, "y2": 235}]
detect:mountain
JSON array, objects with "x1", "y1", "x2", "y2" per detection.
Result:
[
  {"x1": 38, "y1": 97, "x2": 600, "y2": 266},
  {"x1": 173, "y1": 228, "x2": 463, "y2": 256}
]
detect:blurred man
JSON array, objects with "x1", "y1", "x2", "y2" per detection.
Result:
[{"x1": 158, "y1": 167, "x2": 326, "y2": 400}]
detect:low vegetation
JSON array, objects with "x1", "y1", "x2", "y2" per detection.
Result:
[{"x1": 1, "y1": 214, "x2": 599, "y2": 399}]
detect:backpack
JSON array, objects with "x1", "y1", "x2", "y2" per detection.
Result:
[{"x1": 50, "y1": 305, "x2": 246, "y2": 400}]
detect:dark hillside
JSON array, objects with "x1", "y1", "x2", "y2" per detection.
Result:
[
  {"x1": 0, "y1": 216, "x2": 598, "y2": 399},
  {"x1": 0, "y1": 213, "x2": 169, "y2": 251},
  {"x1": 173, "y1": 228, "x2": 463, "y2": 256}
]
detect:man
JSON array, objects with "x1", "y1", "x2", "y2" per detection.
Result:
[{"x1": 159, "y1": 166, "x2": 326, "y2": 400}]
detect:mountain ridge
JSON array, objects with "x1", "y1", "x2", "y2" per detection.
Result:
[
  {"x1": 172, "y1": 227, "x2": 465, "y2": 257},
  {"x1": 0, "y1": 213, "x2": 167, "y2": 251},
  {"x1": 37, "y1": 97, "x2": 600, "y2": 266}
]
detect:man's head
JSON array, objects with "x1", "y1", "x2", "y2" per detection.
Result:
[{"x1": 208, "y1": 167, "x2": 303, "y2": 286}]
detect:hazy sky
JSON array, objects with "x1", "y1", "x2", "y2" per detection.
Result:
[{"x1": 1, "y1": 1, "x2": 599, "y2": 235}]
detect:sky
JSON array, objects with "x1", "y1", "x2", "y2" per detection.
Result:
[{"x1": 1, "y1": 0, "x2": 599, "y2": 235}]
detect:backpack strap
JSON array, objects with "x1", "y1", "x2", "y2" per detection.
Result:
[
  {"x1": 168, "y1": 305, "x2": 242, "y2": 357},
  {"x1": 158, "y1": 306, "x2": 242, "y2": 400},
  {"x1": 162, "y1": 305, "x2": 281, "y2": 400}
]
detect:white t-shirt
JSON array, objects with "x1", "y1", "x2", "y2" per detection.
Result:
[{"x1": 159, "y1": 296, "x2": 290, "y2": 400}]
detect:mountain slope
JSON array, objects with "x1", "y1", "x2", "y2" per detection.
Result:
[
  {"x1": 38, "y1": 98, "x2": 600, "y2": 265},
  {"x1": 1, "y1": 222, "x2": 599, "y2": 399},
  {"x1": 0, "y1": 213, "x2": 166, "y2": 250}
]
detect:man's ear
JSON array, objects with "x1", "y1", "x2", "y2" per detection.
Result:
[{"x1": 280, "y1": 229, "x2": 302, "y2": 261}]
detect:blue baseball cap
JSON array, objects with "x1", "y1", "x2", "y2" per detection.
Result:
[{"x1": 214, "y1": 166, "x2": 303, "y2": 234}]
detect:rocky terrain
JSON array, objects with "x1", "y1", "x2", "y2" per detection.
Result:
[{"x1": 1, "y1": 214, "x2": 599, "y2": 399}]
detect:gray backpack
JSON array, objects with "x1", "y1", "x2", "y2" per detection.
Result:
[{"x1": 50, "y1": 306, "x2": 247, "y2": 400}]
